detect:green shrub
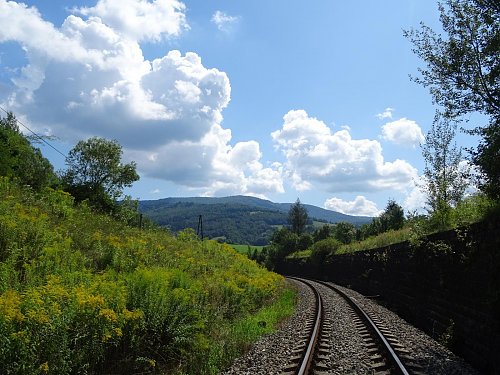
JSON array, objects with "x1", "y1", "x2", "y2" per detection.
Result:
[
  {"x1": 310, "y1": 237, "x2": 341, "y2": 265},
  {"x1": 449, "y1": 194, "x2": 496, "y2": 227}
]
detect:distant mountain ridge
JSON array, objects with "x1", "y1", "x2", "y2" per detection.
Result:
[{"x1": 139, "y1": 195, "x2": 372, "y2": 245}]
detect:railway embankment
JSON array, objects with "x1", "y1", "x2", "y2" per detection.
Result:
[{"x1": 277, "y1": 217, "x2": 500, "y2": 374}]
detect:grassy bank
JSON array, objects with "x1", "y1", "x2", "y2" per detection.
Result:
[
  {"x1": 0, "y1": 178, "x2": 293, "y2": 374},
  {"x1": 205, "y1": 287, "x2": 296, "y2": 373}
]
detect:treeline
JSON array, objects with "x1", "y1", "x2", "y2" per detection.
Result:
[
  {"x1": 250, "y1": 199, "x2": 405, "y2": 269},
  {"x1": 252, "y1": 194, "x2": 498, "y2": 271}
]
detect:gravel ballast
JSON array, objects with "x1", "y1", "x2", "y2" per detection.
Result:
[{"x1": 222, "y1": 278, "x2": 481, "y2": 375}]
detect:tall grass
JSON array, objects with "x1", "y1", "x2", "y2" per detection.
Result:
[
  {"x1": 203, "y1": 287, "x2": 296, "y2": 374},
  {"x1": 337, "y1": 227, "x2": 413, "y2": 254},
  {"x1": 0, "y1": 178, "x2": 290, "y2": 374}
]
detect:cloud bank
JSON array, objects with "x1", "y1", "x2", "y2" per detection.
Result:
[
  {"x1": 0, "y1": 1, "x2": 420, "y2": 203},
  {"x1": 271, "y1": 110, "x2": 418, "y2": 193},
  {"x1": 0, "y1": 0, "x2": 282, "y2": 197}
]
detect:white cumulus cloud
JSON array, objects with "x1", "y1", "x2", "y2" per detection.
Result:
[
  {"x1": 0, "y1": 0, "x2": 282, "y2": 198},
  {"x1": 271, "y1": 110, "x2": 418, "y2": 193},
  {"x1": 381, "y1": 118, "x2": 425, "y2": 147},
  {"x1": 73, "y1": 0, "x2": 188, "y2": 42},
  {"x1": 324, "y1": 196, "x2": 381, "y2": 217}
]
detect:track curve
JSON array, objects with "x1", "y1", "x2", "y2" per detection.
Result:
[{"x1": 283, "y1": 277, "x2": 420, "y2": 375}]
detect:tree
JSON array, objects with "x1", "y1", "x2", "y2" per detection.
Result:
[
  {"x1": 313, "y1": 224, "x2": 332, "y2": 242},
  {"x1": 297, "y1": 233, "x2": 313, "y2": 251},
  {"x1": 0, "y1": 112, "x2": 57, "y2": 190},
  {"x1": 263, "y1": 227, "x2": 299, "y2": 270},
  {"x1": 61, "y1": 137, "x2": 139, "y2": 212},
  {"x1": 288, "y1": 198, "x2": 309, "y2": 235},
  {"x1": 404, "y1": 0, "x2": 499, "y2": 200},
  {"x1": 421, "y1": 113, "x2": 469, "y2": 226},
  {"x1": 379, "y1": 200, "x2": 405, "y2": 232},
  {"x1": 470, "y1": 119, "x2": 500, "y2": 199},
  {"x1": 333, "y1": 221, "x2": 356, "y2": 244}
]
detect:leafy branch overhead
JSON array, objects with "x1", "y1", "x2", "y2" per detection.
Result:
[
  {"x1": 404, "y1": 0, "x2": 500, "y2": 200},
  {"x1": 404, "y1": 0, "x2": 499, "y2": 119}
]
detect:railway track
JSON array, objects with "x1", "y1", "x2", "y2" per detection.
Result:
[{"x1": 282, "y1": 278, "x2": 423, "y2": 375}]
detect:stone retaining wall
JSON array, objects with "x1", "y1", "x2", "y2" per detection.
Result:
[{"x1": 277, "y1": 218, "x2": 500, "y2": 374}]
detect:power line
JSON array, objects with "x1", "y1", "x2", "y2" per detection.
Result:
[{"x1": 0, "y1": 105, "x2": 67, "y2": 159}]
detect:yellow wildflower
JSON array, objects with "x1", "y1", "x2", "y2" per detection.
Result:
[
  {"x1": 113, "y1": 327, "x2": 123, "y2": 337},
  {"x1": 122, "y1": 308, "x2": 144, "y2": 321},
  {"x1": 26, "y1": 309, "x2": 50, "y2": 325},
  {"x1": 10, "y1": 330, "x2": 29, "y2": 343},
  {"x1": 75, "y1": 287, "x2": 105, "y2": 309},
  {"x1": 39, "y1": 362, "x2": 49, "y2": 373},
  {"x1": 0, "y1": 290, "x2": 25, "y2": 323},
  {"x1": 102, "y1": 333, "x2": 112, "y2": 342},
  {"x1": 99, "y1": 308, "x2": 117, "y2": 322}
]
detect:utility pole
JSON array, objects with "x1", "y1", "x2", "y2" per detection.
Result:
[{"x1": 196, "y1": 215, "x2": 203, "y2": 240}]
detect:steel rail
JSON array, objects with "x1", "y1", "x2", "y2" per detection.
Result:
[
  {"x1": 315, "y1": 280, "x2": 411, "y2": 375},
  {"x1": 286, "y1": 277, "x2": 323, "y2": 375}
]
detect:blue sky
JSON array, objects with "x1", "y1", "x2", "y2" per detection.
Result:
[{"x1": 0, "y1": 0, "x2": 473, "y2": 216}]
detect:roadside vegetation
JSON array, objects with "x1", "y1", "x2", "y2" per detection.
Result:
[{"x1": 0, "y1": 113, "x2": 293, "y2": 375}]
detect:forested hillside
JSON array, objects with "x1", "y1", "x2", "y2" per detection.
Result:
[
  {"x1": 139, "y1": 196, "x2": 372, "y2": 245},
  {"x1": 140, "y1": 202, "x2": 284, "y2": 245}
]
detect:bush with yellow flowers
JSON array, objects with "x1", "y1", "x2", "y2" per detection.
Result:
[{"x1": 0, "y1": 178, "x2": 289, "y2": 374}]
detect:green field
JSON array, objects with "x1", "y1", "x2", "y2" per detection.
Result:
[{"x1": 230, "y1": 244, "x2": 265, "y2": 254}]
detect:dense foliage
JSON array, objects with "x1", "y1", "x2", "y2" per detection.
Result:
[
  {"x1": 0, "y1": 112, "x2": 58, "y2": 191},
  {"x1": 327, "y1": 194, "x2": 496, "y2": 256},
  {"x1": 0, "y1": 178, "x2": 286, "y2": 374},
  {"x1": 61, "y1": 137, "x2": 139, "y2": 213},
  {"x1": 257, "y1": 196, "x2": 497, "y2": 268},
  {"x1": 141, "y1": 202, "x2": 285, "y2": 245},
  {"x1": 404, "y1": 0, "x2": 500, "y2": 200}
]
